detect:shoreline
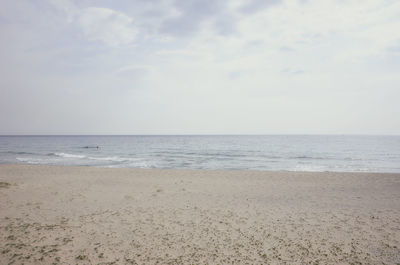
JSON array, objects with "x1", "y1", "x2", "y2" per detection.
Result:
[
  {"x1": 1, "y1": 163, "x2": 399, "y2": 175},
  {"x1": 1, "y1": 164, "x2": 399, "y2": 264}
]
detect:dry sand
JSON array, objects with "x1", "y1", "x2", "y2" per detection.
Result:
[{"x1": 0, "y1": 164, "x2": 399, "y2": 264}]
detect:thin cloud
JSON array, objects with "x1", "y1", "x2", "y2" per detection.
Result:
[
  {"x1": 281, "y1": 68, "x2": 305, "y2": 75},
  {"x1": 159, "y1": 0, "x2": 234, "y2": 37},
  {"x1": 279, "y1": 46, "x2": 295, "y2": 52},
  {"x1": 78, "y1": 7, "x2": 138, "y2": 46},
  {"x1": 238, "y1": 0, "x2": 282, "y2": 14},
  {"x1": 387, "y1": 41, "x2": 400, "y2": 53},
  {"x1": 114, "y1": 65, "x2": 150, "y2": 79}
]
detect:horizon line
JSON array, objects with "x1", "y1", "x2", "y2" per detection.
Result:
[{"x1": 0, "y1": 134, "x2": 399, "y2": 137}]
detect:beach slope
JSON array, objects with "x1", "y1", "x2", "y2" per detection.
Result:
[{"x1": 0, "y1": 164, "x2": 399, "y2": 264}]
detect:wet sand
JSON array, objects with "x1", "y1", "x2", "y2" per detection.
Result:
[{"x1": 0, "y1": 164, "x2": 399, "y2": 264}]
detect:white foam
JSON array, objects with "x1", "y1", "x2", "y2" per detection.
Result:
[
  {"x1": 54, "y1": 153, "x2": 86, "y2": 159},
  {"x1": 87, "y1": 156, "x2": 140, "y2": 163},
  {"x1": 292, "y1": 164, "x2": 327, "y2": 172},
  {"x1": 16, "y1": 157, "x2": 60, "y2": 164},
  {"x1": 16, "y1": 157, "x2": 40, "y2": 164}
]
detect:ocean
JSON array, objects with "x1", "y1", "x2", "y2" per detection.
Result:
[{"x1": 0, "y1": 135, "x2": 399, "y2": 172}]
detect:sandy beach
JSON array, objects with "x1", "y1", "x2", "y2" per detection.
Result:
[{"x1": 0, "y1": 164, "x2": 399, "y2": 264}]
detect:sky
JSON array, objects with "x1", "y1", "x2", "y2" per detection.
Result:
[{"x1": 0, "y1": 0, "x2": 399, "y2": 135}]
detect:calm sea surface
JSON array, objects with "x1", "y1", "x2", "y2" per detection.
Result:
[{"x1": 0, "y1": 135, "x2": 399, "y2": 172}]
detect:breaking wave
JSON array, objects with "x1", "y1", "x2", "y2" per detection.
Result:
[{"x1": 52, "y1": 153, "x2": 86, "y2": 159}]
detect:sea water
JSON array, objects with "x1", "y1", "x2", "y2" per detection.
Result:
[{"x1": 0, "y1": 135, "x2": 399, "y2": 172}]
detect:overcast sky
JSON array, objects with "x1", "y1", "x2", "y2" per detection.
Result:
[{"x1": 0, "y1": 0, "x2": 399, "y2": 135}]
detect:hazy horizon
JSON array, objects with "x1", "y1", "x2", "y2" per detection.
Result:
[
  {"x1": 1, "y1": 0, "x2": 399, "y2": 135},
  {"x1": 1, "y1": 133, "x2": 400, "y2": 136}
]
